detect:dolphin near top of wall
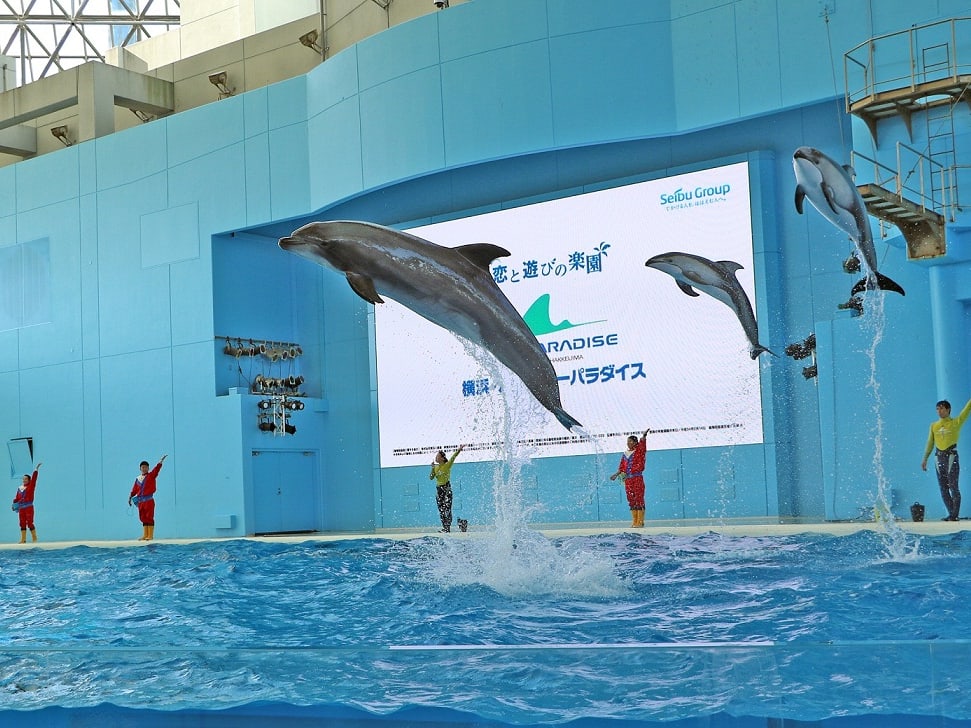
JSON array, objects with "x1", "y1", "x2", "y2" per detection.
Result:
[
  {"x1": 279, "y1": 220, "x2": 582, "y2": 431},
  {"x1": 645, "y1": 251, "x2": 776, "y2": 360},
  {"x1": 792, "y1": 146, "x2": 905, "y2": 299}
]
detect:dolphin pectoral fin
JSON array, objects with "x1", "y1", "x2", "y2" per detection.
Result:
[
  {"x1": 345, "y1": 272, "x2": 385, "y2": 304},
  {"x1": 821, "y1": 182, "x2": 841, "y2": 215},
  {"x1": 676, "y1": 281, "x2": 700, "y2": 297},
  {"x1": 795, "y1": 186, "x2": 806, "y2": 214},
  {"x1": 454, "y1": 243, "x2": 511, "y2": 270}
]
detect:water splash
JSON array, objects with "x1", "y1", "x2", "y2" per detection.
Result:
[
  {"x1": 417, "y1": 521, "x2": 631, "y2": 599},
  {"x1": 860, "y1": 291, "x2": 921, "y2": 560},
  {"x1": 710, "y1": 448, "x2": 736, "y2": 523},
  {"x1": 417, "y1": 444, "x2": 631, "y2": 598},
  {"x1": 704, "y1": 361, "x2": 762, "y2": 523},
  {"x1": 417, "y1": 348, "x2": 629, "y2": 597}
]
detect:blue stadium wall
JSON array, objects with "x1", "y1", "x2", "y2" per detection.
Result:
[{"x1": 1, "y1": 0, "x2": 969, "y2": 540}]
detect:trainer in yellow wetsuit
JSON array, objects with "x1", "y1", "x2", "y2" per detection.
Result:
[
  {"x1": 922, "y1": 397, "x2": 971, "y2": 521},
  {"x1": 430, "y1": 444, "x2": 464, "y2": 533}
]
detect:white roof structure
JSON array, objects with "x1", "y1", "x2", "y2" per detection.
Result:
[{"x1": 0, "y1": 0, "x2": 180, "y2": 87}]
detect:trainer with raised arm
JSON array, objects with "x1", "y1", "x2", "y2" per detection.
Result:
[
  {"x1": 12, "y1": 461, "x2": 41, "y2": 543},
  {"x1": 130, "y1": 454, "x2": 168, "y2": 540},
  {"x1": 922, "y1": 398, "x2": 971, "y2": 521},
  {"x1": 430, "y1": 445, "x2": 465, "y2": 533},
  {"x1": 611, "y1": 431, "x2": 649, "y2": 528}
]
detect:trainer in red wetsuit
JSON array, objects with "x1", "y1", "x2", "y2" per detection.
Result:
[
  {"x1": 610, "y1": 431, "x2": 649, "y2": 528},
  {"x1": 12, "y1": 461, "x2": 41, "y2": 543},
  {"x1": 129, "y1": 454, "x2": 167, "y2": 540}
]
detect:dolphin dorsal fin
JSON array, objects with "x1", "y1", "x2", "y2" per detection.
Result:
[
  {"x1": 454, "y1": 243, "x2": 511, "y2": 271},
  {"x1": 345, "y1": 271, "x2": 385, "y2": 305},
  {"x1": 842, "y1": 164, "x2": 857, "y2": 181},
  {"x1": 676, "y1": 280, "x2": 700, "y2": 297},
  {"x1": 716, "y1": 260, "x2": 744, "y2": 274}
]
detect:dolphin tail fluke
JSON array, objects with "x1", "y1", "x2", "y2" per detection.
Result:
[
  {"x1": 750, "y1": 344, "x2": 778, "y2": 360},
  {"x1": 553, "y1": 407, "x2": 582, "y2": 431},
  {"x1": 850, "y1": 273, "x2": 906, "y2": 297},
  {"x1": 875, "y1": 272, "x2": 905, "y2": 296}
]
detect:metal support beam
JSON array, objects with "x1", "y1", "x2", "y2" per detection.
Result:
[
  {"x1": 0, "y1": 61, "x2": 174, "y2": 142},
  {"x1": 0, "y1": 122, "x2": 35, "y2": 156}
]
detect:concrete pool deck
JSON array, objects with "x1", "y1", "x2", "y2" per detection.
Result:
[{"x1": 2, "y1": 516, "x2": 968, "y2": 550}]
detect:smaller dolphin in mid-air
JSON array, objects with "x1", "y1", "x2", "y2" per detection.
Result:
[
  {"x1": 645, "y1": 252, "x2": 775, "y2": 359},
  {"x1": 279, "y1": 220, "x2": 581, "y2": 431},
  {"x1": 792, "y1": 146, "x2": 905, "y2": 298}
]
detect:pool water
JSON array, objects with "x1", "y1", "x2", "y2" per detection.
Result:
[{"x1": 2, "y1": 524, "x2": 971, "y2": 726}]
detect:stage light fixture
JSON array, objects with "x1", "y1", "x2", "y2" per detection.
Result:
[
  {"x1": 298, "y1": 29, "x2": 323, "y2": 54},
  {"x1": 208, "y1": 71, "x2": 235, "y2": 99},
  {"x1": 50, "y1": 125, "x2": 73, "y2": 146}
]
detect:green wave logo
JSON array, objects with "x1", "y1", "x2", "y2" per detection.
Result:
[{"x1": 522, "y1": 293, "x2": 605, "y2": 336}]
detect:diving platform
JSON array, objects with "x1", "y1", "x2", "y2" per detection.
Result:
[
  {"x1": 843, "y1": 17, "x2": 966, "y2": 260},
  {"x1": 847, "y1": 74, "x2": 971, "y2": 144},
  {"x1": 857, "y1": 181, "x2": 947, "y2": 260}
]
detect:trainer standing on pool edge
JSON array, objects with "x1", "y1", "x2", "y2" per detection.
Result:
[
  {"x1": 12, "y1": 461, "x2": 42, "y2": 543},
  {"x1": 430, "y1": 444, "x2": 464, "y2": 533},
  {"x1": 922, "y1": 397, "x2": 971, "y2": 521},
  {"x1": 130, "y1": 454, "x2": 167, "y2": 540},
  {"x1": 610, "y1": 431, "x2": 649, "y2": 528}
]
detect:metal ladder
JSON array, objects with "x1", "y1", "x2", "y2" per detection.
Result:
[{"x1": 921, "y1": 43, "x2": 958, "y2": 216}]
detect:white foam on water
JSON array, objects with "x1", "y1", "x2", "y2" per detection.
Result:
[{"x1": 416, "y1": 350, "x2": 629, "y2": 598}]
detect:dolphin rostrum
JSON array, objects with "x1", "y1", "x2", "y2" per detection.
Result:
[
  {"x1": 279, "y1": 220, "x2": 582, "y2": 431},
  {"x1": 645, "y1": 251, "x2": 775, "y2": 359},
  {"x1": 792, "y1": 146, "x2": 905, "y2": 297}
]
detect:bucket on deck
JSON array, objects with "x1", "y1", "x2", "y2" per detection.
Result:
[{"x1": 910, "y1": 502, "x2": 925, "y2": 522}]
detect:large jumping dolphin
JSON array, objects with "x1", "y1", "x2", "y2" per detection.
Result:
[
  {"x1": 792, "y1": 146, "x2": 905, "y2": 298},
  {"x1": 279, "y1": 220, "x2": 582, "y2": 431},
  {"x1": 645, "y1": 251, "x2": 775, "y2": 359}
]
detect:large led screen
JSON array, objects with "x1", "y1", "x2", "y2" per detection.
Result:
[{"x1": 375, "y1": 161, "x2": 764, "y2": 467}]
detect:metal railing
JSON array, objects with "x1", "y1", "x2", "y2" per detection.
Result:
[
  {"x1": 851, "y1": 141, "x2": 954, "y2": 221},
  {"x1": 844, "y1": 17, "x2": 971, "y2": 107}
]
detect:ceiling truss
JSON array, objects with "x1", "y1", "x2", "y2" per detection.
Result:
[{"x1": 0, "y1": 0, "x2": 180, "y2": 87}]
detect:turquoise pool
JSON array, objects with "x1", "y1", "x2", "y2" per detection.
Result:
[{"x1": 2, "y1": 522, "x2": 970, "y2": 726}]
